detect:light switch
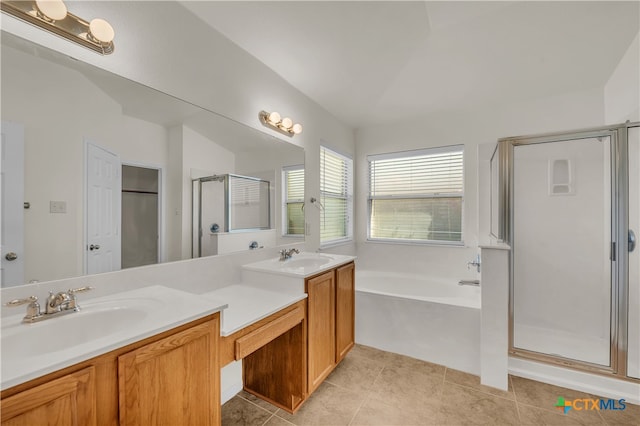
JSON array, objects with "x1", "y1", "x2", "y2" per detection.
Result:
[{"x1": 50, "y1": 201, "x2": 67, "y2": 213}]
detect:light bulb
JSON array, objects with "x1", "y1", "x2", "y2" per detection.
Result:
[
  {"x1": 281, "y1": 117, "x2": 293, "y2": 129},
  {"x1": 292, "y1": 123, "x2": 303, "y2": 134},
  {"x1": 267, "y1": 111, "x2": 281, "y2": 125},
  {"x1": 36, "y1": 0, "x2": 67, "y2": 21},
  {"x1": 89, "y1": 18, "x2": 115, "y2": 44}
]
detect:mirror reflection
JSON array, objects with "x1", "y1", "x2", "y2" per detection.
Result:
[{"x1": 0, "y1": 32, "x2": 305, "y2": 287}]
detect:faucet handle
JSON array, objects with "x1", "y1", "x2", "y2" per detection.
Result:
[
  {"x1": 67, "y1": 286, "x2": 92, "y2": 310},
  {"x1": 5, "y1": 296, "x2": 41, "y2": 320},
  {"x1": 68, "y1": 286, "x2": 93, "y2": 294},
  {"x1": 5, "y1": 295, "x2": 38, "y2": 307}
]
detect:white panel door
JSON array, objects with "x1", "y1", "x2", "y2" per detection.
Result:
[
  {"x1": 85, "y1": 142, "x2": 121, "y2": 275},
  {"x1": 1, "y1": 121, "x2": 25, "y2": 287}
]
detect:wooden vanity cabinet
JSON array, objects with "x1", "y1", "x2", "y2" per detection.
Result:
[
  {"x1": 306, "y1": 270, "x2": 336, "y2": 393},
  {"x1": 220, "y1": 300, "x2": 307, "y2": 414},
  {"x1": 1, "y1": 314, "x2": 220, "y2": 426},
  {"x1": 335, "y1": 262, "x2": 355, "y2": 363},
  {"x1": 305, "y1": 261, "x2": 355, "y2": 395},
  {"x1": 1, "y1": 367, "x2": 96, "y2": 426},
  {"x1": 118, "y1": 320, "x2": 219, "y2": 426}
]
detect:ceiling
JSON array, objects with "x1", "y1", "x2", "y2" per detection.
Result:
[{"x1": 180, "y1": 1, "x2": 639, "y2": 129}]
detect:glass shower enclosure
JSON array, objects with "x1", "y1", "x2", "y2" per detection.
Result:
[
  {"x1": 192, "y1": 173, "x2": 270, "y2": 258},
  {"x1": 493, "y1": 122, "x2": 639, "y2": 380}
]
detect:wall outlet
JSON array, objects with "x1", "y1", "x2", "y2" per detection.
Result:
[{"x1": 50, "y1": 201, "x2": 67, "y2": 213}]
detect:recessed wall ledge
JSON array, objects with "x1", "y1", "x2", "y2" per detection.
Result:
[{"x1": 479, "y1": 243, "x2": 511, "y2": 250}]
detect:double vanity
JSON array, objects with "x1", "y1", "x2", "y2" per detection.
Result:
[{"x1": 0, "y1": 252, "x2": 356, "y2": 425}]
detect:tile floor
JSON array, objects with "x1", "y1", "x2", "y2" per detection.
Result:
[{"x1": 221, "y1": 344, "x2": 640, "y2": 426}]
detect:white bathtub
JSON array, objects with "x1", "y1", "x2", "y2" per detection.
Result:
[{"x1": 355, "y1": 270, "x2": 481, "y2": 374}]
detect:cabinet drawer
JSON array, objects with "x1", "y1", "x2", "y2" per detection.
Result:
[{"x1": 235, "y1": 306, "x2": 304, "y2": 360}]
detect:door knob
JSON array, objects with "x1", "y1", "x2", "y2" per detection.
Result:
[
  {"x1": 630, "y1": 230, "x2": 636, "y2": 253},
  {"x1": 89, "y1": 244, "x2": 101, "y2": 251},
  {"x1": 5, "y1": 252, "x2": 17, "y2": 261}
]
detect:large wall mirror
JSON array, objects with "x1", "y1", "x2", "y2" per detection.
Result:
[{"x1": 0, "y1": 32, "x2": 305, "y2": 287}]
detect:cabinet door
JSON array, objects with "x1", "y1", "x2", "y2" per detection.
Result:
[
  {"x1": 118, "y1": 318, "x2": 220, "y2": 426},
  {"x1": 335, "y1": 262, "x2": 355, "y2": 362},
  {"x1": 1, "y1": 367, "x2": 96, "y2": 426},
  {"x1": 306, "y1": 270, "x2": 336, "y2": 393}
]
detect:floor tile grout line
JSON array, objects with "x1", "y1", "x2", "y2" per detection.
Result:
[
  {"x1": 237, "y1": 394, "x2": 279, "y2": 416},
  {"x1": 347, "y1": 393, "x2": 371, "y2": 426},
  {"x1": 261, "y1": 412, "x2": 276, "y2": 426},
  {"x1": 347, "y1": 364, "x2": 386, "y2": 426},
  {"x1": 272, "y1": 412, "x2": 297, "y2": 425},
  {"x1": 444, "y1": 380, "x2": 518, "y2": 404},
  {"x1": 510, "y1": 375, "x2": 524, "y2": 424}
]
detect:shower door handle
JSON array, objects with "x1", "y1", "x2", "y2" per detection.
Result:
[{"x1": 630, "y1": 230, "x2": 636, "y2": 253}]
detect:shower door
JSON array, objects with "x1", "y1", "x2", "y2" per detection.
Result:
[
  {"x1": 511, "y1": 133, "x2": 614, "y2": 369},
  {"x1": 504, "y1": 122, "x2": 640, "y2": 378},
  {"x1": 628, "y1": 126, "x2": 639, "y2": 379}
]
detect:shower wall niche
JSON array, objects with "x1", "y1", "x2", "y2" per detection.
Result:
[{"x1": 192, "y1": 173, "x2": 273, "y2": 257}]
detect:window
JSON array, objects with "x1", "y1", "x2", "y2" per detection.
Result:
[
  {"x1": 282, "y1": 165, "x2": 305, "y2": 236},
  {"x1": 320, "y1": 146, "x2": 353, "y2": 245},
  {"x1": 368, "y1": 145, "x2": 463, "y2": 244}
]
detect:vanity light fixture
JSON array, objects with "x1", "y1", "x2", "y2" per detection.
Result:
[
  {"x1": 1, "y1": 0, "x2": 115, "y2": 55},
  {"x1": 259, "y1": 110, "x2": 303, "y2": 136}
]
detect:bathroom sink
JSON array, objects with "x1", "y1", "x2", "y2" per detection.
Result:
[
  {"x1": 1, "y1": 285, "x2": 226, "y2": 390},
  {"x1": 284, "y1": 256, "x2": 332, "y2": 269},
  {"x1": 242, "y1": 252, "x2": 356, "y2": 278},
  {"x1": 1, "y1": 299, "x2": 154, "y2": 360}
]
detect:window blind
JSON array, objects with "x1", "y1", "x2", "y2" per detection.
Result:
[
  {"x1": 368, "y1": 145, "x2": 463, "y2": 243},
  {"x1": 320, "y1": 146, "x2": 352, "y2": 244},
  {"x1": 283, "y1": 166, "x2": 304, "y2": 235},
  {"x1": 229, "y1": 176, "x2": 270, "y2": 230}
]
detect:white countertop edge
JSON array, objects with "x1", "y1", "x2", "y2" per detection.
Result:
[
  {"x1": 220, "y1": 293, "x2": 307, "y2": 337},
  {"x1": 1, "y1": 304, "x2": 226, "y2": 391}
]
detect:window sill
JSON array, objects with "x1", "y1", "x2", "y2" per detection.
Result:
[
  {"x1": 320, "y1": 239, "x2": 353, "y2": 249},
  {"x1": 365, "y1": 238, "x2": 466, "y2": 248}
]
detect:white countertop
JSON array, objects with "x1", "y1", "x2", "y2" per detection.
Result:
[
  {"x1": 200, "y1": 284, "x2": 307, "y2": 336},
  {"x1": 1, "y1": 285, "x2": 227, "y2": 391},
  {"x1": 242, "y1": 253, "x2": 356, "y2": 278}
]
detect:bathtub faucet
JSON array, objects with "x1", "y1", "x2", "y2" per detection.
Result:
[{"x1": 467, "y1": 254, "x2": 481, "y2": 273}]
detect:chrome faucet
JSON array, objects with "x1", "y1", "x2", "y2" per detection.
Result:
[
  {"x1": 279, "y1": 248, "x2": 300, "y2": 261},
  {"x1": 5, "y1": 286, "x2": 93, "y2": 323},
  {"x1": 467, "y1": 254, "x2": 481, "y2": 273},
  {"x1": 46, "y1": 291, "x2": 71, "y2": 314}
]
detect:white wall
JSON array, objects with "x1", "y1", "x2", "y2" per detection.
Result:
[
  {"x1": 236, "y1": 147, "x2": 306, "y2": 247},
  {"x1": 605, "y1": 32, "x2": 640, "y2": 123},
  {"x1": 1, "y1": 45, "x2": 170, "y2": 283},
  {"x1": 1, "y1": 1, "x2": 356, "y2": 252},
  {"x1": 181, "y1": 126, "x2": 235, "y2": 259},
  {"x1": 355, "y1": 87, "x2": 605, "y2": 280}
]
